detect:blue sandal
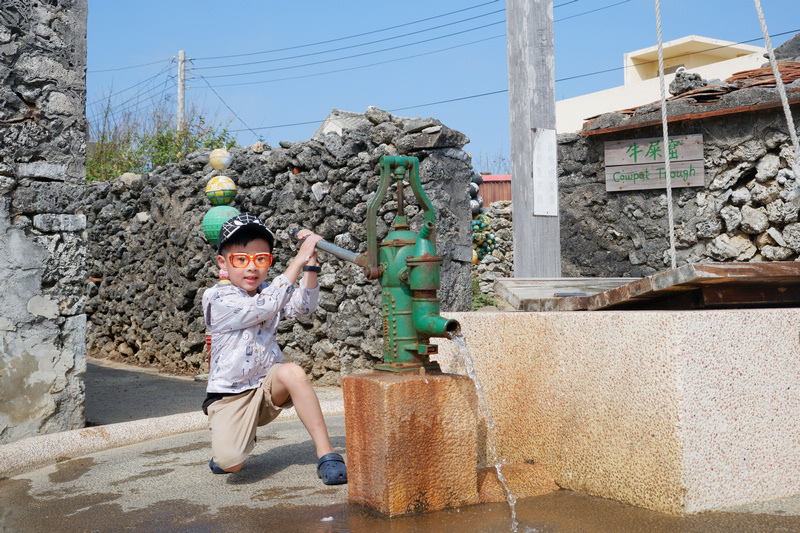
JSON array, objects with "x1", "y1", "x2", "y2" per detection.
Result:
[
  {"x1": 209, "y1": 458, "x2": 228, "y2": 474},
  {"x1": 316, "y1": 453, "x2": 347, "y2": 485}
]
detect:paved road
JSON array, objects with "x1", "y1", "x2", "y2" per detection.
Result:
[{"x1": 84, "y1": 358, "x2": 208, "y2": 425}]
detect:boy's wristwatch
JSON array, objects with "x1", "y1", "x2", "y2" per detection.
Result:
[{"x1": 302, "y1": 265, "x2": 321, "y2": 273}]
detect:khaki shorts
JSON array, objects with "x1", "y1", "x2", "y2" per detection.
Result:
[{"x1": 207, "y1": 364, "x2": 293, "y2": 469}]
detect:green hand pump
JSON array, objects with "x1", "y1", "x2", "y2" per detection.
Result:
[{"x1": 299, "y1": 155, "x2": 460, "y2": 372}]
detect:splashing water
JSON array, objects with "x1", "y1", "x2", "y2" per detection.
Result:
[{"x1": 452, "y1": 334, "x2": 520, "y2": 533}]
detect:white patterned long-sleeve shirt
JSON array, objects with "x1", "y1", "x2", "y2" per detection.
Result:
[{"x1": 202, "y1": 274, "x2": 319, "y2": 394}]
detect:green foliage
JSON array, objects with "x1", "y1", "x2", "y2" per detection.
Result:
[
  {"x1": 87, "y1": 97, "x2": 238, "y2": 182},
  {"x1": 470, "y1": 276, "x2": 497, "y2": 311},
  {"x1": 86, "y1": 128, "x2": 140, "y2": 183},
  {"x1": 136, "y1": 115, "x2": 238, "y2": 170}
]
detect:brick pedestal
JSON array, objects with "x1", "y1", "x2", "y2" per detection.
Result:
[{"x1": 343, "y1": 372, "x2": 480, "y2": 516}]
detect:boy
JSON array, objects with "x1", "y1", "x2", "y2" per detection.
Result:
[{"x1": 201, "y1": 213, "x2": 347, "y2": 485}]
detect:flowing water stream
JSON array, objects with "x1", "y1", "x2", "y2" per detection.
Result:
[{"x1": 452, "y1": 334, "x2": 521, "y2": 532}]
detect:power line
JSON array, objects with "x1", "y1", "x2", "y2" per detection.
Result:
[
  {"x1": 225, "y1": 88, "x2": 510, "y2": 134},
  {"x1": 88, "y1": 79, "x2": 176, "y2": 125},
  {"x1": 192, "y1": 34, "x2": 505, "y2": 89},
  {"x1": 181, "y1": 0, "x2": 624, "y2": 90},
  {"x1": 192, "y1": 0, "x2": 502, "y2": 62},
  {"x1": 88, "y1": 57, "x2": 171, "y2": 74},
  {"x1": 222, "y1": 24, "x2": 800, "y2": 135},
  {"x1": 88, "y1": 69, "x2": 175, "y2": 124},
  {"x1": 228, "y1": 118, "x2": 324, "y2": 133},
  {"x1": 82, "y1": 0, "x2": 581, "y2": 82},
  {"x1": 88, "y1": 70, "x2": 173, "y2": 117},
  {"x1": 186, "y1": 0, "x2": 647, "y2": 90},
  {"x1": 86, "y1": 0, "x2": 604, "y2": 101},
  {"x1": 190, "y1": 0, "x2": 628, "y2": 81},
  {"x1": 91, "y1": 1, "x2": 793, "y2": 146},
  {"x1": 555, "y1": 0, "x2": 630, "y2": 22},
  {"x1": 192, "y1": 8, "x2": 506, "y2": 71},
  {"x1": 194, "y1": 74, "x2": 259, "y2": 139},
  {"x1": 191, "y1": 0, "x2": 578, "y2": 64},
  {"x1": 88, "y1": 82, "x2": 170, "y2": 124},
  {"x1": 200, "y1": 19, "x2": 506, "y2": 79},
  {"x1": 87, "y1": 61, "x2": 174, "y2": 107},
  {"x1": 390, "y1": 89, "x2": 509, "y2": 112}
]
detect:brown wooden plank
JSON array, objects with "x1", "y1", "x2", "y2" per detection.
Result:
[
  {"x1": 701, "y1": 284, "x2": 800, "y2": 307},
  {"x1": 585, "y1": 276, "x2": 655, "y2": 310},
  {"x1": 495, "y1": 278, "x2": 635, "y2": 310},
  {"x1": 541, "y1": 295, "x2": 589, "y2": 312},
  {"x1": 587, "y1": 262, "x2": 800, "y2": 310},
  {"x1": 690, "y1": 262, "x2": 800, "y2": 281},
  {"x1": 600, "y1": 290, "x2": 706, "y2": 311},
  {"x1": 499, "y1": 263, "x2": 800, "y2": 312}
]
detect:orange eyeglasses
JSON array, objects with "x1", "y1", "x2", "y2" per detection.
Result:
[{"x1": 228, "y1": 252, "x2": 273, "y2": 268}]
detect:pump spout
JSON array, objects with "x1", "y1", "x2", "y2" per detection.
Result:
[{"x1": 412, "y1": 298, "x2": 461, "y2": 339}]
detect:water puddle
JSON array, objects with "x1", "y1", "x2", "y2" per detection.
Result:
[{"x1": 5, "y1": 489, "x2": 795, "y2": 533}]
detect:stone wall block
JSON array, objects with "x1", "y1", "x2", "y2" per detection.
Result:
[
  {"x1": 731, "y1": 139, "x2": 767, "y2": 163},
  {"x1": 0, "y1": 0, "x2": 87, "y2": 446},
  {"x1": 17, "y1": 162, "x2": 68, "y2": 181},
  {"x1": 783, "y1": 222, "x2": 800, "y2": 252},
  {"x1": 751, "y1": 182, "x2": 781, "y2": 205},
  {"x1": 755, "y1": 153, "x2": 781, "y2": 182},
  {"x1": 730, "y1": 187, "x2": 751, "y2": 205},
  {"x1": 11, "y1": 181, "x2": 84, "y2": 215},
  {"x1": 761, "y1": 245, "x2": 794, "y2": 261},
  {"x1": 720, "y1": 205, "x2": 742, "y2": 234},
  {"x1": 709, "y1": 162, "x2": 754, "y2": 191},
  {"x1": 740, "y1": 205, "x2": 769, "y2": 234}
]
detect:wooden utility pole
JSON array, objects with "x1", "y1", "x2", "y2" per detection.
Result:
[
  {"x1": 177, "y1": 50, "x2": 186, "y2": 132},
  {"x1": 506, "y1": 0, "x2": 561, "y2": 278}
]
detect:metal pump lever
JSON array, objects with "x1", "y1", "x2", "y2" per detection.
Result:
[{"x1": 291, "y1": 230, "x2": 360, "y2": 264}]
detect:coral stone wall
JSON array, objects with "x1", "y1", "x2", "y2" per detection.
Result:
[
  {"x1": 0, "y1": 0, "x2": 88, "y2": 444},
  {"x1": 558, "y1": 105, "x2": 799, "y2": 277},
  {"x1": 84, "y1": 109, "x2": 474, "y2": 383}
]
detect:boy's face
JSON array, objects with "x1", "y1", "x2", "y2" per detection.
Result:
[{"x1": 217, "y1": 238, "x2": 273, "y2": 296}]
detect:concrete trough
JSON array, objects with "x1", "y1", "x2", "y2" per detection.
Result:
[{"x1": 436, "y1": 308, "x2": 800, "y2": 515}]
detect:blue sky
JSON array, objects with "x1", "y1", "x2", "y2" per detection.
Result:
[{"x1": 87, "y1": 0, "x2": 798, "y2": 172}]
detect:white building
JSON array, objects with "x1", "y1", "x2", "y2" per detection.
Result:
[{"x1": 556, "y1": 35, "x2": 765, "y2": 133}]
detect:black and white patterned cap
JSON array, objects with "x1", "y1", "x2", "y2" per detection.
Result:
[{"x1": 216, "y1": 213, "x2": 276, "y2": 254}]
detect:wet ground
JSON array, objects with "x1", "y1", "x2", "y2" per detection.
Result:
[
  {"x1": 1, "y1": 417, "x2": 349, "y2": 533},
  {"x1": 4, "y1": 434, "x2": 800, "y2": 533},
  {"x1": 3, "y1": 359, "x2": 800, "y2": 532},
  {"x1": 4, "y1": 412, "x2": 800, "y2": 533}
]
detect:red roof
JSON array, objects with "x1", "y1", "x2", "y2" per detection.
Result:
[{"x1": 480, "y1": 174, "x2": 511, "y2": 182}]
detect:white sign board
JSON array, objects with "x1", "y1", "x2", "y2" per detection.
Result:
[{"x1": 532, "y1": 128, "x2": 558, "y2": 215}]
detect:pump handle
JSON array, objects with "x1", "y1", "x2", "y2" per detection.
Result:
[{"x1": 291, "y1": 230, "x2": 360, "y2": 264}]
